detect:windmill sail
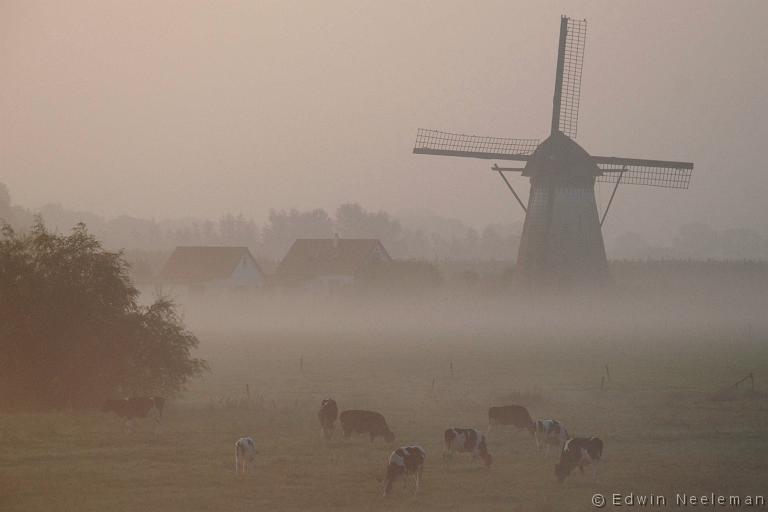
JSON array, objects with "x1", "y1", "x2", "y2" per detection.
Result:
[
  {"x1": 594, "y1": 156, "x2": 694, "y2": 189},
  {"x1": 413, "y1": 129, "x2": 538, "y2": 161},
  {"x1": 551, "y1": 16, "x2": 587, "y2": 139}
]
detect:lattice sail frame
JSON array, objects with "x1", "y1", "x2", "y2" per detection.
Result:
[
  {"x1": 413, "y1": 128, "x2": 539, "y2": 160},
  {"x1": 557, "y1": 17, "x2": 587, "y2": 139},
  {"x1": 596, "y1": 163, "x2": 693, "y2": 189}
]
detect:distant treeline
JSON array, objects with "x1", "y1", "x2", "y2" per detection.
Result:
[
  {"x1": 0, "y1": 183, "x2": 520, "y2": 264},
  {"x1": 3, "y1": 182, "x2": 768, "y2": 266}
]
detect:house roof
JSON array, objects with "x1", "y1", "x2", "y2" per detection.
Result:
[
  {"x1": 275, "y1": 238, "x2": 391, "y2": 278},
  {"x1": 159, "y1": 246, "x2": 263, "y2": 283}
]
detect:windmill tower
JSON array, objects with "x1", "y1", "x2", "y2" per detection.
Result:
[{"x1": 413, "y1": 16, "x2": 693, "y2": 289}]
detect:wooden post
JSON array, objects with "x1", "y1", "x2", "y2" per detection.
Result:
[
  {"x1": 450, "y1": 360, "x2": 454, "y2": 378},
  {"x1": 605, "y1": 364, "x2": 611, "y2": 381},
  {"x1": 600, "y1": 375, "x2": 605, "y2": 391}
]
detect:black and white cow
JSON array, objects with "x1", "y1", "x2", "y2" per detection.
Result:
[
  {"x1": 234, "y1": 437, "x2": 258, "y2": 474},
  {"x1": 534, "y1": 419, "x2": 569, "y2": 456},
  {"x1": 487, "y1": 405, "x2": 535, "y2": 434},
  {"x1": 339, "y1": 410, "x2": 395, "y2": 443},
  {"x1": 554, "y1": 437, "x2": 603, "y2": 483},
  {"x1": 102, "y1": 396, "x2": 165, "y2": 431},
  {"x1": 443, "y1": 428, "x2": 492, "y2": 467},
  {"x1": 318, "y1": 398, "x2": 338, "y2": 439},
  {"x1": 383, "y1": 445, "x2": 427, "y2": 497}
]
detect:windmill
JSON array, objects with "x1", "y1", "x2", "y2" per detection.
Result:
[{"x1": 413, "y1": 16, "x2": 693, "y2": 289}]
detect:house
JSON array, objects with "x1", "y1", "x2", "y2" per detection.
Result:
[
  {"x1": 275, "y1": 237, "x2": 391, "y2": 292},
  {"x1": 158, "y1": 246, "x2": 266, "y2": 295}
]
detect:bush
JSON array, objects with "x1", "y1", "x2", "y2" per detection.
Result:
[{"x1": 0, "y1": 220, "x2": 207, "y2": 410}]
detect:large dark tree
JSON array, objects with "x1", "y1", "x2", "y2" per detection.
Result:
[{"x1": 0, "y1": 220, "x2": 207, "y2": 410}]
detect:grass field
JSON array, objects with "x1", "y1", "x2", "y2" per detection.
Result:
[{"x1": 2, "y1": 294, "x2": 767, "y2": 511}]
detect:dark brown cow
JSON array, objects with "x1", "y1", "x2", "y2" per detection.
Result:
[
  {"x1": 102, "y1": 396, "x2": 165, "y2": 431},
  {"x1": 555, "y1": 437, "x2": 603, "y2": 483},
  {"x1": 487, "y1": 405, "x2": 535, "y2": 434},
  {"x1": 318, "y1": 398, "x2": 338, "y2": 439},
  {"x1": 339, "y1": 410, "x2": 395, "y2": 443}
]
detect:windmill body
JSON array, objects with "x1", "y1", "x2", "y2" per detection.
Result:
[
  {"x1": 518, "y1": 132, "x2": 608, "y2": 286},
  {"x1": 413, "y1": 16, "x2": 693, "y2": 289}
]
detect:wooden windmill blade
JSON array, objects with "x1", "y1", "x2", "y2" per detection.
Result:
[
  {"x1": 593, "y1": 156, "x2": 694, "y2": 189},
  {"x1": 413, "y1": 129, "x2": 539, "y2": 162},
  {"x1": 551, "y1": 16, "x2": 587, "y2": 139}
]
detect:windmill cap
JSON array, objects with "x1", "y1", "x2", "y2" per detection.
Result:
[{"x1": 523, "y1": 131, "x2": 601, "y2": 179}]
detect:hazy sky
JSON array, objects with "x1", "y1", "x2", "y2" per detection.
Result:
[{"x1": 2, "y1": 0, "x2": 767, "y2": 244}]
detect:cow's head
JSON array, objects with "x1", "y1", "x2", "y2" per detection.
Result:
[
  {"x1": 383, "y1": 430, "x2": 395, "y2": 443},
  {"x1": 554, "y1": 462, "x2": 570, "y2": 483},
  {"x1": 480, "y1": 452, "x2": 493, "y2": 467}
]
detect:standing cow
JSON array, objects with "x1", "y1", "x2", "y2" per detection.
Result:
[
  {"x1": 339, "y1": 410, "x2": 395, "y2": 443},
  {"x1": 102, "y1": 396, "x2": 165, "y2": 432},
  {"x1": 534, "y1": 419, "x2": 570, "y2": 456},
  {"x1": 443, "y1": 428, "x2": 492, "y2": 467},
  {"x1": 318, "y1": 398, "x2": 338, "y2": 439},
  {"x1": 234, "y1": 437, "x2": 258, "y2": 474},
  {"x1": 555, "y1": 437, "x2": 603, "y2": 483},
  {"x1": 382, "y1": 445, "x2": 427, "y2": 497},
  {"x1": 487, "y1": 405, "x2": 535, "y2": 434}
]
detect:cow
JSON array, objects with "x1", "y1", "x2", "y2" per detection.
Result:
[
  {"x1": 534, "y1": 419, "x2": 569, "y2": 456},
  {"x1": 382, "y1": 445, "x2": 427, "y2": 497},
  {"x1": 487, "y1": 405, "x2": 535, "y2": 434},
  {"x1": 318, "y1": 398, "x2": 338, "y2": 439},
  {"x1": 102, "y1": 396, "x2": 165, "y2": 431},
  {"x1": 339, "y1": 410, "x2": 395, "y2": 443},
  {"x1": 443, "y1": 428, "x2": 492, "y2": 467},
  {"x1": 555, "y1": 437, "x2": 603, "y2": 483},
  {"x1": 234, "y1": 437, "x2": 258, "y2": 474}
]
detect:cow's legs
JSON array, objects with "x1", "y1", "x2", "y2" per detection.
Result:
[
  {"x1": 592, "y1": 461, "x2": 599, "y2": 482},
  {"x1": 415, "y1": 467, "x2": 422, "y2": 493}
]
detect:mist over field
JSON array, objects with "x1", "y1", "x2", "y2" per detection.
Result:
[{"x1": 3, "y1": 1, "x2": 768, "y2": 511}]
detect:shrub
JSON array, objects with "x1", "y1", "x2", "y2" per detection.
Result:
[{"x1": 0, "y1": 220, "x2": 207, "y2": 410}]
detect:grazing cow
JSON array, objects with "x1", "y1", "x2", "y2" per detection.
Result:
[
  {"x1": 534, "y1": 419, "x2": 569, "y2": 456},
  {"x1": 102, "y1": 396, "x2": 164, "y2": 431},
  {"x1": 555, "y1": 437, "x2": 603, "y2": 483},
  {"x1": 382, "y1": 445, "x2": 427, "y2": 497},
  {"x1": 487, "y1": 405, "x2": 534, "y2": 434},
  {"x1": 234, "y1": 437, "x2": 258, "y2": 474},
  {"x1": 339, "y1": 410, "x2": 395, "y2": 443},
  {"x1": 443, "y1": 428, "x2": 492, "y2": 467},
  {"x1": 318, "y1": 398, "x2": 339, "y2": 439}
]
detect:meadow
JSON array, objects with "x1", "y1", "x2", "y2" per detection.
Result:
[{"x1": 2, "y1": 290, "x2": 767, "y2": 511}]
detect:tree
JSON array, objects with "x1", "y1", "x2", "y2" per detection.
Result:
[
  {"x1": 335, "y1": 203, "x2": 402, "y2": 244},
  {"x1": 0, "y1": 220, "x2": 207, "y2": 410},
  {"x1": 0, "y1": 182, "x2": 11, "y2": 223},
  {"x1": 262, "y1": 208, "x2": 334, "y2": 259}
]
